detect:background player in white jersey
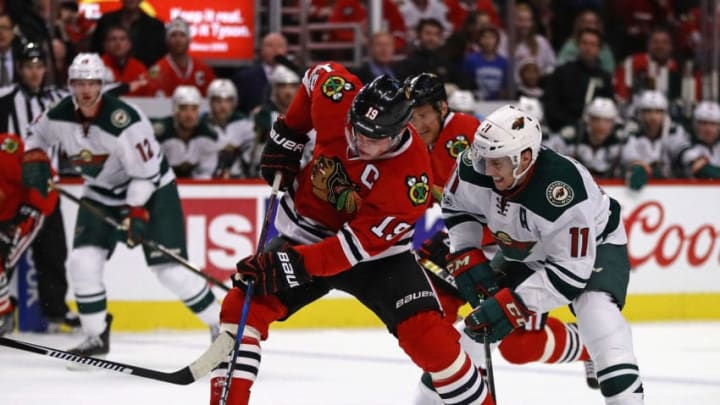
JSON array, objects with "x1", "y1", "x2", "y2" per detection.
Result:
[
  {"x1": 563, "y1": 97, "x2": 624, "y2": 178},
  {"x1": 680, "y1": 100, "x2": 720, "y2": 179},
  {"x1": 621, "y1": 90, "x2": 690, "y2": 190},
  {"x1": 21, "y1": 53, "x2": 220, "y2": 356},
  {"x1": 442, "y1": 105, "x2": 644, "y2": 404},
  {"x1": 153, "y1": 85, "x2": 222, "y2": 179},
  {"x1": 202, "y1": 79, "x2": 254, "y2": 178}
]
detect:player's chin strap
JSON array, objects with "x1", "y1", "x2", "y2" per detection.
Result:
[
  {"x1": 0, "y1": 332, "x2": 235, "y2": 385},
  {"x1": 218, "y1": 172, "x2": 283, "y2": 405}
]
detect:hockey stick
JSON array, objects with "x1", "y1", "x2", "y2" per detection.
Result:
[
  {"x1": 420, "y1": 257, "x2": 497, "y2": 402},
  {"x1": 219, "y1": 172, "x2": 282, "y2": 405},
  {"x1": 0, "y1": 332, "x2": 235, "y2": 385},
  {"x1": 54, "y1": 186, "x2": 230, "y2": 292}
]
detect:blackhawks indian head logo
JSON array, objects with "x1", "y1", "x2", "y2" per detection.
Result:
[
  {"x1": 445, "y1": 134, "x2": 470, "y2": 159},
  {"x1": 511, "y1": 116, "x2": 525, "y2": 130},
  {"x1": 406, "y1": 173, "x2": 430, "y2": 206},
  {"x1": 311, "y1": 155, "x2": 362, "y2": 214}
]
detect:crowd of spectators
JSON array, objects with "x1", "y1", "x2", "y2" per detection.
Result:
[{"x1": 0, "y1": 0, "x2": 717, "y2": 187}]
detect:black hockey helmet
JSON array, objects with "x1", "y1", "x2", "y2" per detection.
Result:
[
  {"x1": 17, "y1": 42, "x2": 45, "y2": 64},
  {"x1": 349, "y1": 75, "x2": 412, "y2": 139},
  {"x1": 404, "y1": 73, "x2": 446, "y2": 107}
]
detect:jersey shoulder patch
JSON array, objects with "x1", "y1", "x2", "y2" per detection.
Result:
[
  {"x1": 512, "y1": 149, "x2": 588, "y2": 222},
  {"x1": 95, "y1": 95, "x2": 142, "y2": 136},
  {"x1": 153, "y1": 116, "x2": 176, "y2": 142}
]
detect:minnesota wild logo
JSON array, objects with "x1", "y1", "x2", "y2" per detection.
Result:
[
  {"x1": 512, "y1": 116, "x2": 525, "y2": 130},
  {"x1": 445, "y1": 134, "x2": 470, "y2": 158},
  {"x1": 321, "y1": 75, "x2": 355, "y2": 102},
  {"x1": 311, "y1": 155, "x2": 362, "y2": 214},
  {"x1": 70, "y1": 149, "x2": 109, "y2": 178},
  {"x1": 406, "y1": 173, "x2": 430, "y2": 206},
  {"x1": 492, "y1": 230, "x2": 536, "y2": 260}
]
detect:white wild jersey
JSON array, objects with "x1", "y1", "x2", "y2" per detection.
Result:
[
  {"x1": 621, "y1": 118, "x2": 690, "y2": 177},
  {"x1": 152, "y1": 115, "x2": 221, "y2": 179},
  {"x1": 26, "y1": 94, "x2": 175, "y2": 206},
  {"x1": 681, "y1": 137, "x2": 720, "y2": 170},
  {"x1": 562, "y1": 126, "x2": 624, "y2": 178},
  {"x1": 204, "y1": 111, "x2": 254, "y2": 150},
  {"x1": 442, "y1": 148, "x2": 625, "y2": 314}
]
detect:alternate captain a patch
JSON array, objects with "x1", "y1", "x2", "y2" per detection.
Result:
[
  {"x1": 321, "y1": 75, "x2": 355, "y2": 102},
  {"x1": 406, "y1": 173, "x2": 430, "y2": 206},
  {"x1": 546, "y1": 180, "x2": 575, "y2": 207}
]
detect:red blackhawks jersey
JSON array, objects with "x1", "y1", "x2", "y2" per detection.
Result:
[
  {"x1": 148, "y1": 55, "x2": 216, "y2": 96},
  {"x1": 0, "y1": 133, "x2": 57, "y2": 222},
  {"x1": 276, "y1": 62, "x2": 433, "y2": 277},
  {"x1": 428, "y1": 111, "x2": 478, "y2": 199}
]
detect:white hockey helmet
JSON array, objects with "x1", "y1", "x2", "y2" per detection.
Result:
[
  {"x1": 270, "y1": 64, "x2": 300, "y2": 85},
  {"x1": 693, "y1": 100, "x2": 720, "y2": 124},
  {"x1": 447, "y1": 90, "x2": 477, "y2": 113},
  {"x1": 172, "y1": 85, "x2": 202, "y2": 110},
  {"x1": 518, "y1": 96, "x2": 544, "y2": 122},
  {"x1": 585, "y1": 97, "x2": 618, "y2": 120},
  {"x1": 635, "y1": 90, "x2": 668, "y2": 111},
  {"x1": 166, "y1": 17, "x2": 191, "y2": 38},
  {"x1": 68, "y1": 53, "x2": 106, "y2": 83},
  {"x1": 471, "y1": 104, "x2": 542, "y2": 186},
  {"x1": 208, "y1": 79, "x2": 237, "y2": 100}
]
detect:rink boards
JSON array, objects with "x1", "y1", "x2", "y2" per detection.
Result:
[{"x1": 44, "y1": 180, "x2": 720, "y2": 330}]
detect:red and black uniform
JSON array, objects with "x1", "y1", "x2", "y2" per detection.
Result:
[
  {"x1": 212, "y1": 63, "x2": 493, "y2": 405},
  {"x1": 0, "y1": 133, "x2": 57, "y2": 316},
  {"x1": 147, "y1": 55, "x2": 216, "y2": 96}
]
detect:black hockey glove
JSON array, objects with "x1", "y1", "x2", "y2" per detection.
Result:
[
  {"x1": 417, "y1": 230, "x2": 451, "y2": 268},
  {"x1": 446, "y1": 248, "x2": 498, "y2": 307},
  {"x1": 260, "y1": 116, "x2": 309, "y2": 191},
  {"x1": 233, "y1": 247, "x2": 311, "y2": 296}
]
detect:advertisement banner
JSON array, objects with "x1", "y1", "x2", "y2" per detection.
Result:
[{"x1": 79, "y1": 0, "x2": 255, "y2": 62}]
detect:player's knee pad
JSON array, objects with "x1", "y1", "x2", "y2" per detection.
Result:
[
  {"x1": 219, "y1": 288, "x2": 287, "y2": 340},
  {"x1": 574, "y1": 291, "x2": 642, "y2": 400},
  {"x1": 397, "y1": 310, "x2": 462, "y2": 372},
  {"x1": 67, "y1": 247, "x2": 106, "y2": 294}
]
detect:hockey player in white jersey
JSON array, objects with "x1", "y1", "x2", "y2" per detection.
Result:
[
  {"x1": 442, "y1": 104, "x2": 644, "y2": 404},
  {"x1": 564, "y1": 97, "x2": 624, "y2": 178},
  {"x1": 21, "y1": 53, "x2": 220, "y2": 356},
  {"x1": 202, "y1": 79, "x2": 254, "y2": 178},
  {"x1": 153, "y1": 85, "x2": 222, "y2": 179},
  {"x1": 681, "y1": 100, "x2": 720, "y2": 179},
  {"x1": 621, "y1": 90, "x2": 690, "y2": 190}
]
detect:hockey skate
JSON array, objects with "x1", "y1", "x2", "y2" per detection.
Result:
[
  {"x1": 68, "y1": 313, "x2": 113, "y2": 358},
  {"x1": 46, "y1": 312, "x2": 81, "y2": 333},
  {"x1": 584, "y1": 359, "x2": 600, "y2": 389}
]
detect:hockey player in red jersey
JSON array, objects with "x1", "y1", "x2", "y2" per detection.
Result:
[
  {"x1": 405, "y1": 75, "x2": 596, "y2": 403},
  {"x1": 0, "y1": 133, "x2": 58, "y2": 335},
  {"x1": 209, "y1": 64, "x2": 494, "y2": 405}
]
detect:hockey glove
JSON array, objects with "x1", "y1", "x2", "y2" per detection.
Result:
[
  {"x1": 417, "y1": 230, "x2": 451, "y2": 268},
  {"x1": 260, "y1": 116, "x2": 309, "y2": 191},
  {"x1": 446, "y1": 248, "x2": 497, "y2": 307},
  {"x1": 122, "y1": 206, "x2": 149, "y2": 248},
  {"x1": 234, "y1": 247, "x2": 311, "y2": 296},
  {"x1": 22, "y1": 149, "x2": 52, "y2": 197},
  {"x1": 464, "y1": 288, "x2": 532, "y2": 343},
  {"x1": 626, "y1": 165, "x2": 649, "y2": 191}
]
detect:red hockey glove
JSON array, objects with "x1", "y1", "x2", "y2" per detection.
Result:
[
  {"x1": 122, "y1": 206, "x2": 149, "y2": 248},
  {"x1": 233, "y1": 247, "x2": 311, "y2": 296},
  {"x1": 260, "y1": 116, "x2": 309, "y2": 191},
  {"x1": 464, "y1": 288, "x2": 532, "y2": 343},
  {"x1": 446, "y1": 248, "x2": 498, "y2": 307},
  {"x1": 417, "y1": 230, "x2": 451, "y2": 268}
]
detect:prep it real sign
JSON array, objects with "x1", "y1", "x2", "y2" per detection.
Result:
[{"x1": 79, "y1": 0, "x2": 255, "y2": 61}]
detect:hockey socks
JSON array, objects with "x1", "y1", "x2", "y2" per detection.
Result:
[
  {"x1": 209, "y1": 324, "x2": 262, "y2": 405},
  {"x1": 430, "y1": 352, "x2": 493, "y2": 405},
  {"x1": 498, "y1": 317, "x2": 589, "y2": 364}
]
